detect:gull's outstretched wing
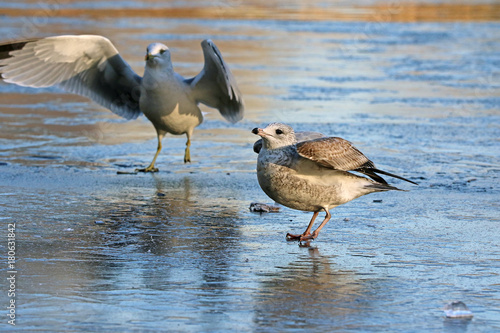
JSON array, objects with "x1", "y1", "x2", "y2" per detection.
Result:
[
  {"x1": 297, "y1": 137, "x2": 418, "y2": 185},
  {"x1": 188, "y1": 39, "x2": 244, "y2": 123},
  {"x1": 0, "y1": 35, "x2": 142, "y2": 120}
]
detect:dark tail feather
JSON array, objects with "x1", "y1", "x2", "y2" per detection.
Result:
[
  {"x1": 359, "y1": 169, "x2": 389, "y2": 185},
  {"x1": 370, "y1": 168, "x2": 418, "y2": 185},
  {"x1": 365, "y1": 183, "x2": 405, "y2": 192}
]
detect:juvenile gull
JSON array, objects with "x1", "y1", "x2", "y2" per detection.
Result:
[
  {"x1": 252, "y1": 123, "x2": 417, "y2": 242},
  {"x1": 0, "y1": 35, "x2": 244, "y2": 172}
]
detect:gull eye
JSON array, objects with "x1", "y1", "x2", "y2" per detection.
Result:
[
  {"x1": 275, "y1": 129, "x2": 283, "y2": 135},
  {"x1": 159, "y1": 49, "x2": 166, "y2": 54}
]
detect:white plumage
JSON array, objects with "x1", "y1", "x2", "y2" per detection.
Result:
[{"x1": 0, "y1": 35, "x2": 244, "y2": 171}]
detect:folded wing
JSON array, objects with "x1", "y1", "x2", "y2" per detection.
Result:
[
  {"x1": 297, "y1": 137, "x2": 374, "y2": 170},
  {"x1": 188, "y1": 39, "x2": 244, "y2": 123},
  {"x1": 0, "y1": 35, "x2": 142, "y2": 120},
  {"x1": 297, "y1": 137, "x2": 418, "y2": 185}
]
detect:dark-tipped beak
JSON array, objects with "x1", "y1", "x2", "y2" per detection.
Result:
[
  {"x1": 252, "y1": 128, "x2": 266, "y2": 137},
  {"x1": 145, "y1": 54, "x2": 150, "y2": 61}
]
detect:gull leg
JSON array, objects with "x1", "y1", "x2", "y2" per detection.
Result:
[
  {"x1": 308, "y1": 210, "x2": 332, "y2": 240},
  {"x1": 137, "y1": 132, "x2": 164, "y2": 173},
  {"x1": 184, "y1": 132, "x2": 191, "y2": 163},
  {"x1": 286, "y1": 211, "x2": 319, "y2": 241}
]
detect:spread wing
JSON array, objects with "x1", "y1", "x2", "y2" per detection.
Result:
[
  {"x1": 188, "y1": 39, "x2": 244, "y2": 123},
  {"x1": 0, "y1": 35, "x2": 142, "y2": 120},
  {"x1": 297, "y1": 137, "x2": 374, "y2": 171}
]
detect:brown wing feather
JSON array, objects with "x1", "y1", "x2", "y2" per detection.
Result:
[{"x1": 296, "y1": 137, "x2": 375, "y2": 171}]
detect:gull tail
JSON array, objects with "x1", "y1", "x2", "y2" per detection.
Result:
[{"x1": 368, "y1": 168, "x2": 418, "y2": 185}]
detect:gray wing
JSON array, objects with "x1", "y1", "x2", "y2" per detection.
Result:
[
  {"x1": 253, "y1": 130, "x2": 325, "y2": 154},
  {"x1": 188, "y1": 39, "x2": 244, "y2": 123},
  {"x1": 0, "y1": 35, "x2": 142, "y2": 120}
]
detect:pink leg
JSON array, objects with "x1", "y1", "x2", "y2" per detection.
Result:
[
  {"x1": 309, "y1": 210, "x2": 331, "y2": 240},
  {"x1": 286, "y1": 211, "x2": 319, "y2": 241}
]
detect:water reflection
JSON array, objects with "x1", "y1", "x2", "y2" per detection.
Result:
[
  {"x1": 15, "y1": 174, "x2": 248, "y2": 329},
  {"x1": 443, "y1": 318, "x2": 472, "y2": 333},
  {"x1": 253, "y1": 248, "x2": 365, "y2": 330},
  {"x1": 91, "y1": 174, "x2": 243, "y2": 272}
]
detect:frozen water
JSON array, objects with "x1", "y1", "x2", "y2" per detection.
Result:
[{"x1": 0, "y1": 1, "x2": 499, "y2": 332}]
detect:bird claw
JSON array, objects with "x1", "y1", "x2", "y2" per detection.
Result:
[
  {"x1": 286, "y1": 233, "x2": 301, "y2": 241},
  {"x1": 286, "y1": 232, "x2": 315, "y2": 242}
]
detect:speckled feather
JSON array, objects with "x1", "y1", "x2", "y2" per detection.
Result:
[
  {"x1": 254, "y1": 123, "x2": 416, "y2": 225},
  {"x1": 296, "y1": 137, "x2": 375, "y2": 171}
]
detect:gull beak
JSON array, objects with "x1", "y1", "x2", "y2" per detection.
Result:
[
  {"x1": 252, "y1": 128, "x2": 266, "y2": 137},
  {"x1": 145, "y1": 53, "x2": 158, "y2": 61}
]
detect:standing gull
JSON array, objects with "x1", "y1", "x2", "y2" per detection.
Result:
[
  {"x1": 252, "y1": 123, "x2": 417, "y2": 242},
  {"x1": 0, "y1": 35, "x2": 244, "y2": 172}
]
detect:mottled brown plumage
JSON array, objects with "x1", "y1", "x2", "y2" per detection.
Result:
[
  {"x1": 297, "y1": 137, "x2": 417, "y2": 185},
  {"x1": 253, "y1": 123, "x2": 417, "y2": 242},
  {"x1": 297, "y1": 137, "x2": 374, "y2": 171}
]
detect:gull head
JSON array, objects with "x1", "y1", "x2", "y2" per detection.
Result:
[
  {"x1": 145, "y1": 43, "x2": 171, "y2": 67},
  {"x1": 252, "y1": 123, "x2": 296, "y2": 150}
]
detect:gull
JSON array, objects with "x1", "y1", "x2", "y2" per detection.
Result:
[
  {"x1": 252, "y1": 123, "x2": 417, "y2": 242},
  {"x1": 0, "y1": 35, "x2": 244, "y2": 172}
]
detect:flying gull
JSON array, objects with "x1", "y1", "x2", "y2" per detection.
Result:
[
  {"x1": 0, "y1": 35, "x2": 244, "y2": 172},
  {"x1": 252, "y1": 123, "x2": 417, "y2": 242}
]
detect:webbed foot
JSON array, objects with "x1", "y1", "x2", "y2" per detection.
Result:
[{"x1": 286, "y1": 232, "x2": 315, "y2": 242}]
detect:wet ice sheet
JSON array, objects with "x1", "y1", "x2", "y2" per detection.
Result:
[
  {"x1": 1, "y1": 165, "x2": 499, "y2": 331},
  {"x1": 0, "y1": 2, "x2": 499, "y2": 332}
]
